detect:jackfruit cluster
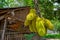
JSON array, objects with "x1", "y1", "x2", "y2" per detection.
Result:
[{"x1": 24, "y1": 9, "x2": 54, "y2": 36}]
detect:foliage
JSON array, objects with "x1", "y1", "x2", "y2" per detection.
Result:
[
  {"x1": 25, "y1": 0, "x2": 34, "y2": 8},
  {"x1": 57, "y1": 0, "x2": 60, "y2": 3},
  {"x1": 56, "y1": 21, "x2": 60, "y2": 33},
  {"x1": 0, "y1": 0, "x2": 34, "y2": 8},
  {"x1": 51, "y1": 20, "x2": 60, "y2": 33},
  {"x1": 38, "y1": 0, "x2": 54, "y2": 19},
  {"x1": 24, "y1": 33, "x2": 36, "y2": 40},
  {"x1": 0, "y1": 0, "x2": 27, "y2": 8},
  {"x1": 43, "y1": 34, "x2": 60, "y2": 38},
  {"x1": 37, "y1": 0, "x2": 60, "y2": 20}
]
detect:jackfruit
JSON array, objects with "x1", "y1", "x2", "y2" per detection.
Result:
[
  {"x1": 26, "y1": 9, "x2": 36, "y2": 20},
  {"x1": 29, "y1": 19, "x2": 37, "y2": 32},
  {"x1": 36, "y1": 18, "x2": 46, "y2": 36},
  {"x1": 24, "y1": 20, "x2": 31, "y2": 26},
  {"x1": 44, "y1": 19, "x2": 54, "y2": 30}
]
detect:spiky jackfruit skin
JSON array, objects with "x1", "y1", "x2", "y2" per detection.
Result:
[
  {"x1": 31, "y1": 19, "x2": 37, "y2": 32},
  {"x1": 24, "y1": 20, "x2": 31, "y2": 26},
  {"x1": 29, "y1": 18, "x2": 37, "y2": 32},
  {"x1": 24, "y1": 9, "x2": 37, "y2": 26},
  {"x1": 36, "y1": 18, "x2": 46, "y2": 36},
  {"x1": 29, "y1": 24, "x2": 33, "y2": 32},
  {"x1": 44, "y1": 19, "x2": 54, "y2": 30},
  {"x1": 26, "y1": 9, "x2": 36, "y2": 20}
]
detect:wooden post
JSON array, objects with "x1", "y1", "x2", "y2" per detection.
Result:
[{"x1": 1, "y1": 19, "x2": 7, "y2": 40}]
